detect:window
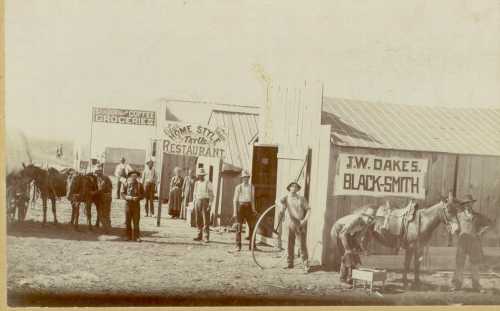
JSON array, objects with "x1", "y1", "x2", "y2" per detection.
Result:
[
  {"x1": 198, "y1": 163, "x2": 204, "y2": 169},
  {"x1": 152, "y1": 141, "x2": 157, "y2": 157},
  {"x1": 209, "y1": 165, "x2": 214, "y2": 182}
]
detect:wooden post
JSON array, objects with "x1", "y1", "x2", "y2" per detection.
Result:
[{"x1": 156, "y1": 142, "x2": 164, "y2": 227}]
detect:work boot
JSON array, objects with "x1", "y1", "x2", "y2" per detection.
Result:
[
  {"x1": 283, "y1": 263, "x2": 294, "y2": 269},
  {"x1": 193, "y1": 236, "x2": 202, "y2": 241}
]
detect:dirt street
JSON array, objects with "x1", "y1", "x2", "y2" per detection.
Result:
[{"x1": 6, "y1": 199, "x2": 500, "y2": 307}]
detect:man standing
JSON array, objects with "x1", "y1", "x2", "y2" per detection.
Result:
[
  {"x1": 278, "y1": 181, "x2": 311, "y2": 273},
  {"x1": 114, "y1": 157, "x2": 132, "y2": 199},
  {"x1": 232, "y1": 170, "x2": 257, "y2": 252},
  {"x1": 94, "y1": 164, "x2": 113, "y2": 232},
  {"x1": 193, "y1": 168, "x2": 214, "y2": 243},
  {"x1": 181, "y1": 168, "x2": 196, "y2": 220},
  {"x1": 330, "y1": 206, "x2": 377, "y2": 287},
  {"x1": 142, "y1": 159, "x2": 157, "y2": 217},
  {"x1": 451, "y1": 195, "x2": 491, "y2": 293},
  {"x1": 121, "y1": 171, "x2": 144, "y2": 242}
]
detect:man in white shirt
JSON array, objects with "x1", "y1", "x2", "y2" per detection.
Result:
[
  {"x1": 232, "y1": 170, "x2": 257, "y2": 251},
  {"x1": 192, "y1": 168, "x2": 214, "y2": 243},
  {"x1": 114, "y1": 157, "x2": 132, "y2": 199},
  {"x1": 142, "y1": 159, "x2": 158, "y2": 217}
]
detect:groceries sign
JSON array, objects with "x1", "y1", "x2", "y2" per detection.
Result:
[
  {"x1": 162, "y1": 122, "x2": 227, "y2": 158},
  {"x1": 334, "y1": 154, "x2": 428, "y2": 199},
  {"x1": 93, "y1": 107, "x2": 156, "y2": 126}
]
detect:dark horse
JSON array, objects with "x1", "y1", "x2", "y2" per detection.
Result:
[
  {"x1": 366, "y1": 192, "x2": 461, "y2": 289},
  {"x1": 67, "y1": 173, "x2": 101, "y2": 230},
  {"x1": 20, "y1": 164, "x2": 69, "y2": 225}
]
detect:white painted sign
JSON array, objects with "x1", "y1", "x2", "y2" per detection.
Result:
[
  {"x1": 162, "y1": 122, "x2": 227, "y2": 158},
  {"x1": 334, "y1": 153, "x2": 428, "y2": 199}
]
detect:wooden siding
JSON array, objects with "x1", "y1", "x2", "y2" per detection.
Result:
[{"x1": 456, "y1": 155, "x2": 500, "y2": 246}]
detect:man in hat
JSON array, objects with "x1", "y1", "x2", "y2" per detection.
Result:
[
  {"x1": 94, "y1": 164, "x2": 113, "y2": 232},
  {"x1": 278, "y1": 181, "x2": 311, "y2": 273},
  {"x1": 114, "y1": 157, "x2": 133, "y2": 199},
  {"x1": 232, "y1": 170, "x2": 257, "y2": 251},
  {"x1": 192, "y1": 168, "x2": 214, "y2": 243},
  {"x1": 121, "y1": 170, "x2": 145, "y2": 242},
  {"x1": 142, "y1": 159, "x2": 157, "y2": 217},
  {"x1": 330, "y1": 205, "x2": 377, "y2": 287},
  {"x1": 451, "y1": 194, "x2": 491, "y2": 292}
]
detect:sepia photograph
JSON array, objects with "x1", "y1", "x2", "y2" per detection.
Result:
[{"x1": 4, "y1": 0, "x2": 500, "y2": 307}]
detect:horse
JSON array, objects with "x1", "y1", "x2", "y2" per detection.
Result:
[
  {"x1": 19, "y1": 163, "x2": 70, "y2": 225},
  {"x1": 67, "y1": 173, "x2": 101, "y2": 230},
  {"x1": 365, "y1": 192, "x2": 461, "y2": 289}
]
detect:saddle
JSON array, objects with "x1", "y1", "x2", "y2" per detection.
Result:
[{"x1": 376, "y1": 200, "x2": 418, "y2": 237}]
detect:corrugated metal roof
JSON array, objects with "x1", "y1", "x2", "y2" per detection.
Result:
[
  {"x1": 322, "y1": 97, "x2": 500, "y2": 156},
  {"x1": 208, "y1": 109, "x2": 259, "y2": 172}
]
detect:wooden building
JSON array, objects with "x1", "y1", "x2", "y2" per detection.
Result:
[
  {"x1": 201, "y1": 108, "x2": 259, "y2": 226},
  {"x1": 256, "y1": 82, "x2": 500, "y2": 268}
]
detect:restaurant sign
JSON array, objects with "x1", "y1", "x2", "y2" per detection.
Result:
[
  {"x1": 162, "y1": 122, "x2": 227, "y2": 158},
  {"x1": 93, "y1": 107, "x2": 156, "y2": 126},
  {"x1": 334, "y1": 154, "x2": 428, "y2": 199}
]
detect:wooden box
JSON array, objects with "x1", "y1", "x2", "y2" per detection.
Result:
[{"x1": 352, "y1": 268, "x2": 387, "y2": 293}]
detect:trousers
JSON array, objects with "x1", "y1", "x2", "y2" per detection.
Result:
[
  {"x1": 235, "y1": 202, "x2": 256, "y2": 249},
  {"x1": 144, "y1": 182, "x2": 155, "y2": 215},
  {"x1": 195, "y1": 198, "x2": 210, "y2": 240},
  {"x1": 125, "y1": 202, "x2": 141, "y2": 241},
  {"x1": 287, "y1": 222, "x2": 309, "y2": 266},
  {"x1": 331, "y1": 224, "x2": 361, "y2": 283},
  {"x1": 452, "y1": 235, "x2": 482, "y2": 289}
]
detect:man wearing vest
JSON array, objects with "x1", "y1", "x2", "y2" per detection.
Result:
[
  {"x1": 232, "y1": 170, "x2": 257, "y2": 252},
  {"x1": 278, "y1": 181, "x2": 311, "y2": 273},
  {"x1": 193, "y1": 168, "x2": 214, "y2": 243},
  {"x1": 121, "y1": 170, "x2": 145, "y2": 242},
  {"x1": 451, "y1": 195, "x2": 491, "y2": 293}
]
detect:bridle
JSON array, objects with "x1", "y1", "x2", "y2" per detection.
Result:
[{"x1": 440, "y1": 201, "x2": 458, "y2": 233}]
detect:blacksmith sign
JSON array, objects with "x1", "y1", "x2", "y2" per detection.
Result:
[
  {"x1": 334, "y1": 154, "x2": 428, "y2": 199},
  {"x1": 92, "y1": 107, "x2": 156, "y2": 126},
  {"x1": 162, "y1": 122, "x2": 227, "y2": 158}
]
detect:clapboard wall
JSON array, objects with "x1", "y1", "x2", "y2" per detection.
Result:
[{"x1": 321, "y1": 145, "x2": 500, "y2": 268}]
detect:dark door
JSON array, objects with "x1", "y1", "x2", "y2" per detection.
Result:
[{"x1": 251, "y1": 145, "x2": 278, "y2": 238}]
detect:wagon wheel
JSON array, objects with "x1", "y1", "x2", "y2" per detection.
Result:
[{"x1": 251, "y1": 204, "x2": 289, "y2": 269}]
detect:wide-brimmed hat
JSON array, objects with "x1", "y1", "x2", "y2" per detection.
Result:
[
  {"x1": 120, "y1": 157, "x2": 126, "y2": 162},
  {"x1": 93, "y1": 165, "x2": 103, "y2": 173},
  {"x1": 361, "y1": 206, "x2": 377, "y2": 218},
  {"x1": 286, "y1": 182, "x2": 301, "y2": 191},
  {"x1": 197, "y1": 168, "x2": 207, "y2": 176},
  {"x1": 459, "y1": 194, "x2": 476, "y2": 205},
  {"x1": 146, "y1": 158, "x2": 154, "y2": 165},
  {"x1": 240, "y1": 170, "x2": 251, "y2": 178},
  {"x1": 127, "y1": 170, "x2": 141, "y2": 178}
]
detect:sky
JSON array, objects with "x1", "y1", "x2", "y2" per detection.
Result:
[{"x1": 6, "y1": 0, "x2": 500, "y2": 141}]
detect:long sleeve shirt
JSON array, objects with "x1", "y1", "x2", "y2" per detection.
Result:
[
  {"x1": 142, "y1": 166, "x2": 158, "y2": 184},
  {"x1": 114, "y1": 163, "x2": 133, "y2": 179},
  {"x1": 121, "y1": 180, "x2": 145, "y2": 205},
  {"x1": 193, "y1": 179, "x2": 214, "y2": 202}
]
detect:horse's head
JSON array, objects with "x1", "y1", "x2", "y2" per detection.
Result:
[{"x1": 440, "y1": 192, "x2": 460, "y2": 235}]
